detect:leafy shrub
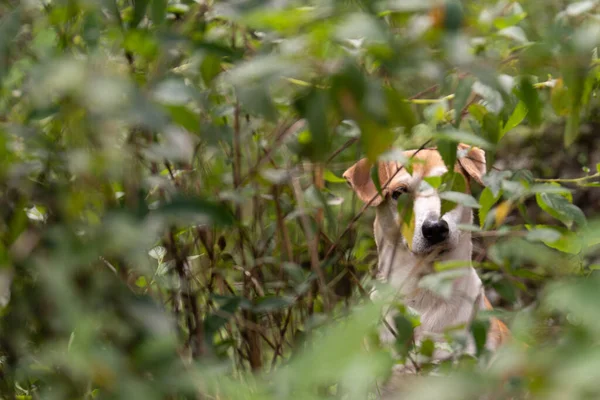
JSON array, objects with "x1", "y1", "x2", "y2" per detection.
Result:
[{"x1": 1, "y1": 0, "x2": 600, "y2": 399}]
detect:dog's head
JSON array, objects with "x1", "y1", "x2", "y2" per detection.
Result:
[{"x1": 343, "y1": 144, "x2": 486, "y2": 256}]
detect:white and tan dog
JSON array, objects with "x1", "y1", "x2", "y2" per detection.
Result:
[{"x1": 344, "y1": 144, "x2": 508, "y2": 367}]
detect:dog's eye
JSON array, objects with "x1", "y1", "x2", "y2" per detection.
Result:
[{"x1": 391, "y1": 187, "x2": 407, "y2": 200}]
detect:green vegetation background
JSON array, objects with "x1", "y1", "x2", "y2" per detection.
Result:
[{"x1": 1, "y1": 0, "x2": 600, "y2": 399}]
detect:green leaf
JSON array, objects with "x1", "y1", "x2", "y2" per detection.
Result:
[
  {"x1": 237, "y1": 85, "x2": 278, "y2": 121},
  {"x1": 565, "y1": 1, "x2": 596, "y2": 16},
  {"x1": 385, "y1": 87, "x2": 417, "y2": 131},
  {"x1": 434, "y1": 260, "x2": 473, "y2": 271},
  {"x1": 242, "y1": 7, "x2": 316, "y2": 33},
  {"x1": 135, "y1": 276, "x2": 147, "y2": 288},
  {"x1": 468, "y1": 104, "x2": 488, "y2": 123},
  {"x1": 394, "y1": 314, "x2": 415, "y2": 355},
  {"x1": 443, "y1": 0, "x2": 464, "y2": 31},
  {"x1": 439, "y1": 191, "x2": 481, "y2": 209},
  {"x1": 370, "y1": 164, "x2": 383, "y2": 198},
  {"x1": 441, "y1": 173, "x2": 466, "y2": 214},
  {"x1": 420, "y1": 338, "x2": 435, "y2": 357},
  {"x1": 457, "y1": 224, "x2": 482, "y2": 232},
  {"x1": 165, "y1": 105, "x2": 200, "y2": 133},
  {"x1": 166, "y1": 3, "x2": 190, "y2": 15},
  {"x1": 536, "y1": 192, "x2": 586, "y2": 228},
  {"x1": 545, "y1": 276, "x2": 600, "y2": 333},
  {"x1": 200, "y1": 54, "x2": 223, "y2": 85},
  {"x1": 501, "y1": 101, "x2": 527, "y2": 138},
  {"x1": 288, "y1": 300, "x2": 391, "y2": 391},
  {"x1": 154, "y1": 196, "x2": 235, "y2": 226},
  {"x1": 437, "y1": 139, "x2": 457, "y2": 172},
  {"x1": 397, "y1": 194, "x2": 414, "y2": 226},
  {"x1": 253, "y1": 296, "x2": 295, "y2": 313},
  {"x1": 493, "y1": 12, "x2": 527, "y2": 29},
  {"x1": 479, "y1": 187, "x2": 500, "y2": 228},
  {"x1": 564, "y1": 110, "x2": 580, "y2": 148},
  {"x1": 562, "y1": 64, "x2": 586, "y2": 147},
  {"x1": 482, "y1": 170, "x2": 512, "y2": 197},
  {"x1": 498, "y1": 26, "x2": 528, "y2": 43},
  {"x1": 424, "y1": 176, "x2": 443, "y2": 189},
  {"x1": 294, "y1": 87, "x2": 331, "y2": 161},
  {"x1": 517, "y1": 76, "x2": 541, "y2": 127},
  {"x1": 324, "y1": 170, "x2": 347, "y2": 183},
  {"x1": 420, "y1": 270, "x2": 469, "y2": 299},
  {"x1": 131, "y1": 0, "x2": 150, "y2": 28},
  {"x1": 471, "y1": 319, "x2": 489, "y2": 357},
  {"x1": 436, "y1": 129, "x2": 493, "y2": 149},
  {"x1": 482, "y1": 112, "x2": 501, "y2": 145},
  {"x1": 151, "y1": 0, "x2": 167, "y2": 25},
  {"x1": 529, "y1": 184, "x2": 573, "y2": 196},
  {"x1": 551, "y1": 80, "x2": 570, "y2": 116},
  {"x1": 525, "y1": 227, "x2": 562, "y2": 243},
  {"x1": 526, "y1": 225, "x2": 581, "y2": 254},
  {"x1": 453, "y1": 77, "x2": 475, "y2": 127},
  {"x1": 205, "y1": 296, "x2": 247, "y2": 338},
  {"x1": 360, "y1": 120, "x2": 395, "y2": 163},
  {"x1": 148, "y1": 246, "x2": 167, "y2": 260},
  {"x1": 492, "y1": 280, "x2": 517, "y2": 303}
]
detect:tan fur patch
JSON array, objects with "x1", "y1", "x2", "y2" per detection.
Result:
[
  {"x1": 484, "y1": 296, "x2": 511, "y2": 345},
  {"x1": 343, "y1": 144, "x2": 487, "y2": 206}
]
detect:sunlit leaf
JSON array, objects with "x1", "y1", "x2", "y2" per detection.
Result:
[
  {"x1": 148, "y1": 246, "x2": 167, "y2": 260},
  {"x1": 200, "y1": 54, "x2": 223, "y2": 86},
  {"x1": 551, "y1": 79, "x2": 570, "y2": 116},
  {"x1": 324, "y1": 170, "x2": 347, "y2": 183},
  {"x1": 565, "y1": 1, "x2": 596, "y2": 17},
  {"x1": 498, "y1": 26, "x2": 528, "y2": 43},
  {"x1": 479, "y1": 187, "x2": 500, "y2": 228},
  {"x1": 526, "y1": 225, "x2": 582, "y2": 254},
  {"x1": 501, "y1": 101, "x2": 527, "y2": 138},
  {"x1": 494, "y1": 201, "x2": 512, "y2": 227},
  {"x1": 536, "y1": 192, "x2": 586, "y2": 228},
  {"x1": 439, "y1": 191, "x2": 481, "y2": 209}
]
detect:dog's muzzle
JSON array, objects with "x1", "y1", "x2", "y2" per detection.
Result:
[{"x1": 421, "y1": 218, "x2": 449, "y2": 246}]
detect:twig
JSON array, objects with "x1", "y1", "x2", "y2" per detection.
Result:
[
  {"x1": 534, "y1": 172, "x2": 600, "y2": 185},
  {"x1": 291, "y1": 175, "x2": 331, "y2": 312},
  {"x1": 326, "y1": 138, "x2": 359, "y2": 164},
  {"x1": 408, "y1": 84, "x2": 440, "y2": 100},
  {"x1": 405, "y1": 94, "x2": 455, "y2": 105},
  {"x1": 240, "y1": 119, "x2": 303, "y2": 185},
  {"x1": 232, "y1": 97, "x2": 263, "y2": 371}
]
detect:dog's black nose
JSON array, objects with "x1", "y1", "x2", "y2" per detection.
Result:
[{"x1": 421, "y1": 219, "x2": 449, "y2": 245}]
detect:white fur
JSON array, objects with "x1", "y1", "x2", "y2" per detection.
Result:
[{"x1": 372, "y1": 166, "x2": 486, "y2": 359}]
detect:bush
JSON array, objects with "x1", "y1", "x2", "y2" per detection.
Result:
[{"x1": 1, "y1": 0, "x2": 600, "y2": 399}]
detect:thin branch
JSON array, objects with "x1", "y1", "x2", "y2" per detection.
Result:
[
  {"x1": 240, "y1": 119, "x2": 303, "y2": 185},
  {"x1": 534, "y1": 172, "x2": 600, "y2": 185},
  {"x1": 291, "y1": 175, "x2": 331, "y2": 313},
  {"x1": 326, "y1": 138, "x2": 359, "y2": 164}
]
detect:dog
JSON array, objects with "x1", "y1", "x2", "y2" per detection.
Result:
[{"x1": 343, "y1": 143, "x2": 509, "y2": 373}]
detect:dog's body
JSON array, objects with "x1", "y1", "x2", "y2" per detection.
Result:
[{"x1": 344, "y1": 144, "x2": 509, "y2": 367}]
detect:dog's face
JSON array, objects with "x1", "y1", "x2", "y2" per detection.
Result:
[{"x1": 343, "y1": 144, "x2": 486, "y2": 257}]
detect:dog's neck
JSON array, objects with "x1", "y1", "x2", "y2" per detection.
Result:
[{"x1": 374, "y1": 206, "x2": 483, "y2": 335}]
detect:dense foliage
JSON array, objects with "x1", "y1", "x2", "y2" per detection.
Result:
[{"x1": 2, "y1": 0, "x2": 600, "y2": 399}]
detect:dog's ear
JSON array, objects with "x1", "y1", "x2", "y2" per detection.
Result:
[
  {"x1": 343, "y1": 159, "x2": 393, "y2": 206},
  {"x1": 457, "y1": 143, "x2": 486, "y2": 186}
]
